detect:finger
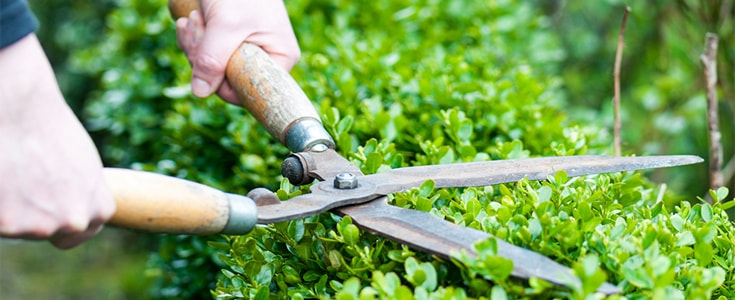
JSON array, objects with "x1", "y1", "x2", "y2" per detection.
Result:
[
  {"x1": 190, "y1": 12, "x2": 250, "y2": 99},
  {"x1": 249, "y1": 33, "x2": 301, "y2": 72},
  {"x1": 48, "y1": 178, "x2": 115, "y2": 250},
  {"x1": 186, "y1": 11, "x2": 204, "y2": 49},
  {"x1": 49, "y1": 222, "x2": 104, "y2": 250},
  {"x1": 215, "y1": 81, "x2": 239, "y2": 105},
  {"x1": 175, "y1": 17, "x2": 189, "y2": 51},
  {"x1": 176, "y1": 17, "x2": 201, "y2": 64}
]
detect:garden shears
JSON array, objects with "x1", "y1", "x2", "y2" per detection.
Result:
[{"x1": 103, "y1": 0, "x2": 704, "y2": 295}]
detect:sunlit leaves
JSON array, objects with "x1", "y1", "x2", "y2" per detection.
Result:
[{"x1": 70, "y1": 0, "x2": 735, "y2": 298}]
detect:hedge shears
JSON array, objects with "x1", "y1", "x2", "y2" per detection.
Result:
[{"x1": 103, "y1": 0, "x2": 703, "y2": 295}]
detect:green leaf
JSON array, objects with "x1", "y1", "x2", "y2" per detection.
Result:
[
  {"x1": 411, "y1": 269, "x2": 427, "y2": 288},
  {"x1": 365, "y1": 152, "x2": 384, "y2": 174},
  {"x1": 207, "y1": 241, "x2": 231, "y2": 251},
  {"x1": 528, "y1": 277, "x2": 553, "y2": 293},
  {"x1": 303, "y1": 270, "x2": 322, "y2": 282},
  {"x1": 578, "y1": 202, "x2": 593, "y2": 220},
  {"x1": 253, "y1": 285, "x2": 270, "y2": 300},
  {"x1": 490, "y1": 285, "x2": 508, "y2": 300},
  {"x1": 554, "y1": 171, "x2": 569, "y2": 185},
  {"x1": 695, "y1": 243, "x2": 714, "y2": 266},
  {"x1": 721, "y1": 199, "x2": 735, "y2": 210},
  {"x1": 282, "y1": 265, "x2": 302, "y2": 284},
  {"x1": 404, "y1": 257, "x2": 438, "y2": 292},
  {"x1": 404, "y1": 257, "x2": 419, "y2": 274},
  {"x1": 710, "y1": 187, "x2": 730, "y2": 203},
  {"x1": 419, "y1": 180, "x2": 435, "y2": 198},
  {"x1": 337, "y1": 115, "x2": 354, "y2": 134},
  {"x1": 323, "y1": 107, "x2": 339, "y2": 128},
  {"x1": 419, "y1": 263, "x2": 437, "y2": 292},
  {"x1": 466, "y1": 198, "x2": 482, "y2": 216},
  {"x1": 675, "y1": 231, "x2": 695, "y2": 247},
  {"x1": 528, "y1": 217, "x2": 542, "y2": 238},
  {"x1": 416, "y1": 196, "x2": 434, "y2": 212},
  {"x1": 287, "y1": 219, "x2": 305, "y2": 243},
  {"x1": 335, "y1": 277, "x2": 361, "y2": 299},
  {"x1": 573, "y1": 255, "x2": 607, "y2": 295},
  {"x1": 254, "y1": 265, "x2": 274, "y2": 286},
  {"x1": 537, "y1": 186, "x2": 552, "y2": 203},
  {"x1": 670, "y1": 214, "x2": 684, "y2": 232},
  {"x1": 609, "y1": 217, "x2": 627, "y2": 240},
  {"x1": 394, "y1": 285, "x2": 414, "y2": 299},
  {"x1": 343, "y1": 224, "x2": 361, "y2": 247},
  {"x1": 700, "y1": 203, "x2": 713, "y2": 222},
  {"x1": 623, "y1": 256, "x2": 653, "y2": 289},
  {"x1": 327, "y1": 250, "x2": 343, "y2": 269}
]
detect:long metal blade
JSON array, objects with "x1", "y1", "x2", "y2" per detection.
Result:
[
  {"x1": 336, "y1": 197, "x2": 621, "y2": 295},
  {"x1": 257, "y1": 155, "x2": 702, "y2": 223},
  {"x1": 367, "y1": 155, "x2": 703, "y2": 194}
]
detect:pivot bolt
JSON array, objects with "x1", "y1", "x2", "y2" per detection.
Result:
[
  {"x1": 309, "y1": 143, "x2": 329, "y2": 152},
  {"x1": 334, "y1": 172, "x2": 358, "y2": 189}
]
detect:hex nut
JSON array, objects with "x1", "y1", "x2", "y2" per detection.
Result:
[{"x1": 334, "y1": 172, "x2": 358, "y2": 189}]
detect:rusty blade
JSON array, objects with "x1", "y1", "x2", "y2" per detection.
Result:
[
  {"x1": 257, "y1": 155, "x2": 702, "y2": 223},
  {"x1": 336, "y1": 197, "x2": 622, "y2": 295},
  {"x1": 257, "y1": 181, "x2": 379, "y2": 223},
  {"x1": 367, "y1": 155, "x2": 703, "y2": 194}
]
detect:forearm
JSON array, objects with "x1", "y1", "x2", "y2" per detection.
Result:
[
  {"x1": 0, "y1": 33, "x2": 115, "y2": 249},
  {"x1": 0, "y1": 33, "x2": 67, "y2": 130}
]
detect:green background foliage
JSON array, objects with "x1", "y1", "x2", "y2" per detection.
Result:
[{"x1": 3, "y1": 0, "x2": 734, "y2": 299}]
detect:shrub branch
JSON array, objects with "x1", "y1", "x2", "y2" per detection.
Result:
[
  {"x1": 612, "y1": 6, "x2": 630, "y2": 156},
  {"x1": 699, "y1": 32, "x2": 723, "y2": 193}
]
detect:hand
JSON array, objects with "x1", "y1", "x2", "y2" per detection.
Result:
[
  {"x1": 0, "y1": 34, "x2": 116, "y2": 249},
  {"x1": 175, "y1": 0, "x2": 301, "y2": 105}
]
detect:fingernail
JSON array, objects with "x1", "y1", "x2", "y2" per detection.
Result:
[{"x1": 191, "y1": 77, "x2": 211, "y2": 97}]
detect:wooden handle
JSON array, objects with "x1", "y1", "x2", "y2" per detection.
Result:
[
  {"x1": 169, "y1": 0, "x2": 334, "y2": 152},
  {"x1": 104, "y1": 168, "x2": 257, "y2": 235}
]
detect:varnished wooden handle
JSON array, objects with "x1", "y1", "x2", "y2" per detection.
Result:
[
  {"x1": 104, "y1": 168, "x2": 257, "y2": 235},
  {"x1": 169, "y1": 0, "x2": 334, "y2": 152}
]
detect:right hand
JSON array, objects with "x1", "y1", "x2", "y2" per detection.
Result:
[
  {"x1": 175, "y1": 0, "x2": 301, "y2": 105},
  {"x1": 0, "y1": 34, "x2": 116, "y2": 249}
]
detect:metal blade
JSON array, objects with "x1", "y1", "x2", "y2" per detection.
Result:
[
  {"x1": 257, "y1": 155, "x2": 702, "y2": 223},
  {"x1": 367, "y1": 155, "x2": 703, "y2": 195},
  {"x1": 257, "y1": 184, "x2": 378, "y2": 223},
  {"x1": 336, "y1": 197, "x2": 622, "y2": 295}
]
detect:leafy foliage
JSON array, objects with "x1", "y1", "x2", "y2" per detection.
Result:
[{"x1": 56, "y1": 0, "x2": 735, "y2": 298}]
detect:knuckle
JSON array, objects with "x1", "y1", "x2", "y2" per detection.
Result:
[
  {"x1": 0, "y1": 222, "x2": 54, "y2": 238},
  {"x1": 193, "y1": 52, "x2": 226, "y2": 75}
]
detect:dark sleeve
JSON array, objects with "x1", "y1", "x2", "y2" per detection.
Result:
[{"x1": 0, "y1": 0, "x2": 39, "y2": 48}]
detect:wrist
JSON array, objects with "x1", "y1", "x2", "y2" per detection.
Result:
[{"x1": 0, "y1": 34, "x2": 69, "y2": 131}]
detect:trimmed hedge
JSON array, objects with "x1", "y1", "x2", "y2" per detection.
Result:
[{"x1": 69, "y1": 0, "x2": 734, "y2": 298}]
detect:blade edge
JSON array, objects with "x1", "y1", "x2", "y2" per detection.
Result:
[
  {"x1": 336, "y1": 197, "x2": 621, "y2": 295},
  {"x1": 367, "y1": 155, "x2": 703, "y2": 194}
]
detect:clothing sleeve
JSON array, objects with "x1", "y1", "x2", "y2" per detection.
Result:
[{"x1": 0, "y1": 0, "x2": 39, "y2": 49}]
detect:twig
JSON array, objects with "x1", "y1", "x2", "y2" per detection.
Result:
[
  {"x1": 613, "y1": 7, "x2": 631, "y2": 156},
  {"x1": 724, "y1": 154, "x2": 734, "y2": 185},
  {"x1": 655, "y1": 183, "x2": 667, "y2": 204},
  {"x1": 700, "y1": 32, "x2": 723, "y2": 195}
]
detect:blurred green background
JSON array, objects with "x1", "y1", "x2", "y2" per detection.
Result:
[{"x1": 1, "y1": 0, "x2": 732, "y2": 298}]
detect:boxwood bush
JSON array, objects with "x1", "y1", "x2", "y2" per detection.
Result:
[{"x1": 69, "y1": 0, "x2": 734, "y2": 298}]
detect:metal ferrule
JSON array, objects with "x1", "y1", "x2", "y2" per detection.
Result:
[
  {"x1": 221, "y1": 193, "x2": 258, "y2": 235},
  {"x1": 285, "y1": 118, "x2": 335, "y2": 152}
]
